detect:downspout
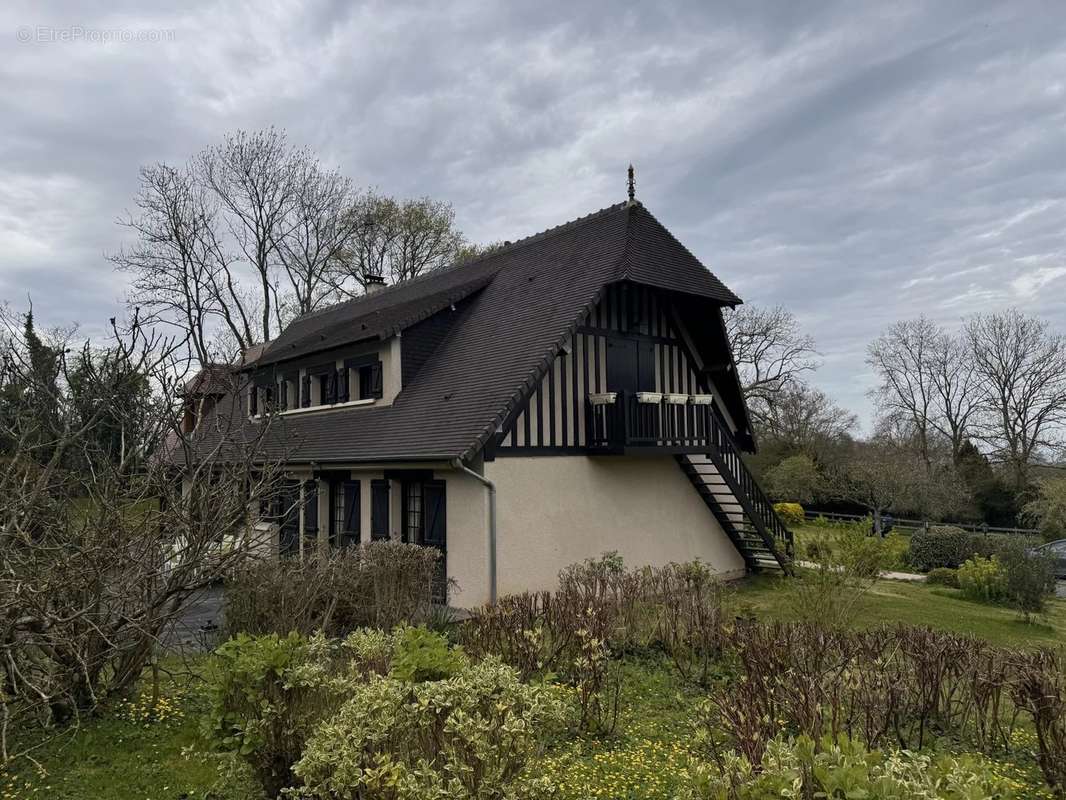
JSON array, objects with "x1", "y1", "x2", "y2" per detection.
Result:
[{"x1": 451, "y1": 458, "x2": 497, "y2": 605}]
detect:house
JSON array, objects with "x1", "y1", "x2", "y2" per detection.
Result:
[{"x1": 180, "y1": 196, "x2": 794, "y2": 608}]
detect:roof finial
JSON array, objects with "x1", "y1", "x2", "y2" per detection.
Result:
[{"x1": 626, "y1": 163, "x2": 636, "y2": 204}]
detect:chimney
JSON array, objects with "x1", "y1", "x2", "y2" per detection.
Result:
[{"x1": 364, "y1": 273, "x2": 386, "y2": 295}]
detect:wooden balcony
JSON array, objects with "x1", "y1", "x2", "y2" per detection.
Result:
[{"x1": 585, "y1": 390, "x2": 718, "y2": 454}]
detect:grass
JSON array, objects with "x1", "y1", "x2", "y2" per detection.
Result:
[
  {"x1": 7, "y1": 561, "x2": 1066, "y2": 799},
  {"x1": 738, "y1": 570, "x2": 1066, "y2": 649},
  {"x1": 0, "y1": 671, "x2": 229, "y2": 800}
]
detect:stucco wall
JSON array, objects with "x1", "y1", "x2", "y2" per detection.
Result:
[{"x1": 445, "y1": 455, "x2": 746, "y2": 607}]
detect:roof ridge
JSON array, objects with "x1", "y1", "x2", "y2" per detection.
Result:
[{"x1": 291, "y1": 200, "x2": 633, "y2": 324}]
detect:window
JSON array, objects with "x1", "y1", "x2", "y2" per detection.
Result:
[
  {"x1": 331, "y1": 480, "x2": 360, "y2": 548},
  {"x1": 402, "y1": 479, "x2": 446, "y2": 548},
  {"x1": 403, "y1": 481, "x2": 422, "y2": 544},
  {"x1": 249, "y1": 384, "x2": 258, "y2": 416},
  {"x1": 371, "y1": 479, "x2": 390, "y2": 540},
  {"x1": 336, "y1": 368, "x2": 350, "y2": 403},
  {"x1": 358, "y1": 363, "x2": 383, "y2": 400},
  {"x1": 301, "y1": 374, "x2": 311, "y2": 407},
  {"x1": 302, "y1": 480, "x2": 319, "y2": 554}
]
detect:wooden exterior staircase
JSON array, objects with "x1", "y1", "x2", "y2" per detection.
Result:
[{"x1": 675, "y1": 412, "x2": 795, "y2": 574}]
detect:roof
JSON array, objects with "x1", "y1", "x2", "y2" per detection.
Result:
[
  {"x1": 179, "y1": 364, "x2": 237, "y2": 397},
  {"x1": 254, "y1": 270, "x2": 496, "y2": 368},
  {"x1": 186, "y1": 201, "x2": 750, "y2": 464}
]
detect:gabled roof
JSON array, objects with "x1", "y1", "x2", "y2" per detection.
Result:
[
  {"x1": 255, "y1": 269, "x2": 496, "y2": 368},
  {"x1": 189, "y1": 201, "x2": 749, "y2": 463}
]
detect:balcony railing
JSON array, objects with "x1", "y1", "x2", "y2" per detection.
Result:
[{"x1": 586, "y1": 390, "x2": 717, "y2": 452}]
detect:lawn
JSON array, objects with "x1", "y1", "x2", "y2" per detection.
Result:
[{"x1": 5, "y1": 570, "x2": 1065, "y2": 799}]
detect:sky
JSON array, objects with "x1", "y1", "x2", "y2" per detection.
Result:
[{"x1": 3, "y1": 1, "x2": 1066, "y2": 428}]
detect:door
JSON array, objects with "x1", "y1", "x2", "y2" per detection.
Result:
[{"x1": 606, "y1": 337, "x2": 638, "y2": 393}]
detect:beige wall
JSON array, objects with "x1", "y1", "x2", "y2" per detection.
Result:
[
  {"x1": 443, "y1": 467, "x2": 490, "y2": 609},
  {"x1": 445, "y1": 455, "x2": 746, "y2": 607},
  {"x1": 239, "y1": 453, "x2": 745, "y2": 609}
]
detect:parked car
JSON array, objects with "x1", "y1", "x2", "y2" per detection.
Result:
[{"x1": 1032, "y1": 540, "x2": 1066, "y2": 579}]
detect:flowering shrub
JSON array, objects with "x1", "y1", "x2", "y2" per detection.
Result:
[
  {"x1": 293, "y1": 658, "x2": 567, "y2": 800},
  {"x1": 772, "y1": 502, "x2": 805, "y2": 527},
  {"x1": 958, "y1": 556, "x2": 1009, "y2": 603},
  {"x1": 679, "y1": 734, "x2": 1019, "y2": 800}
]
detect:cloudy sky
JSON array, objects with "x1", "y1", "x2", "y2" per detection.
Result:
[{"x1": 3, "y1": 1, "x2": 1066, "y2": 426}]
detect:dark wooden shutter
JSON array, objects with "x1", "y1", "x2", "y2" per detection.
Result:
[
  {"x1": 371, "y1": 479, "x2": 389, "y2": 540},
  {"x1": 422, "y1": 481, "x2": 446, "y2": 548},
  {"x1": 249, "y1": 385, "x2": 258, "y2": 416},
  {"x1": 303, "y1": 480, "x2": 318, "y2": 535},
  {"x1": 301, "y1": 374, "x2": 311, "y2": 407},
  {"x1": 342, "y1": 480, "x2": 360, "y2": 546},
  {"x1": 337, "y1": 368, "x2": 349, "y2": 403},
  {"x1": 370, "y1": 362, "x2": 383, "y2": 398}
]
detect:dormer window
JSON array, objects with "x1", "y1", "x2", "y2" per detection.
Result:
[
  {"x1": 346, "y1": 355, "x2": 383, "y2": 401},
  {"x1": 249, "y1": 349, "x2": 386, "y2": 419}
]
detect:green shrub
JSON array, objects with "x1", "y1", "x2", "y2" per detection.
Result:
[
  {"x1": 201, "y1": 632, "x2": 354, "y2": 798},
  {"x1": 772, "y1": 502, "x2": 805, "y2": 527},
  {"x1": 907, "y1": 526, "x2": 973, "y2": 571},
  {"x1": 389, "y1": 626, "x2": 466, "y2": 683},
  {"x1": 679, "y1": 734, "x2": 1017, "y2": 800},
  {"x1": 293, "y1": 658, "x2": 566, "y2": 800},
  {"x1": 958, "y1": 556, "x2": 1009, "y2": 603},
  {"x1": 926, "y1": 567, "x2": 960, "y2": 588},
  {"x1": 997, "y1": 537, "x2": 1056, "y2": 618},
  {"x1": 969, "y1": 532, "x2": 1039, "y2": 559}
]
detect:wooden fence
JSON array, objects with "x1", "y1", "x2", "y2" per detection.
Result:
[{"x1": 803, "y1": 510, "x2": 1038, "y2": 537}]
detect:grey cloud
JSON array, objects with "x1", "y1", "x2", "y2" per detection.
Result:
[{"x1": 3, "y1": 0, "x2": 1066, "y2": 424}]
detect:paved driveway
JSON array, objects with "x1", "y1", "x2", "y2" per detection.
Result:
[{"x1": 162, "y1": 585, "x2": 225, "y2": 652}]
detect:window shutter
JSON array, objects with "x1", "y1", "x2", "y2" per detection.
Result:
[
  {"x1": 249, "y1": 385, "x2": 258, "y2": 416},
  {"x1": 301, "y1": 374, "x2": 311, "y2": 407},
  {"x1": 422, "y1": 481, "x2": 446, "y2": 548},
  {"x1": 343, "y1": 481, "x2": 360, "y2": 545},
  {"x1": 371, "y1": 479, "x2": 390, "y2": 540},
  {"x1": 337, "y1": 368, "x2": 349, "y2": 403},
  {"x1": 370, "y1": 362, "x2": 383, "y2": 398},
  {"x1": 303, "y1": 480, "x2": 318, "y2": 534}
]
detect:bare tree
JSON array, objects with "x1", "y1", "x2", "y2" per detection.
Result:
[
  {"x1": 868, "y1": 318, "x2": 981, "y2": 469},
  {"x1": 825, "y1": 437, "x2": 966, "y2": 534},
  {"x1": 867, "y1": 317, "x2": 939, "y2": 470},
  {"x1": 333, "y1": 195, "x2": 467, "y2": 293},
  {"x1": 273, "y1": 161, "x2": 362, "y2": 318},
  {"x1": 0, "y1": 307, "x2": 284, "y2": 754},
  {"x1": 115, "y1": 130, "x2": 474, "y2": 363},
  {"x1": 759, "y1": 383, "x2": 856, "y2": 458},
  {"x1": 965, "y1": 309, "x2": 1066, "y2": 490},
  {"x1": 928, "y1": 331, "x2": 981, "y2": 464},
  {"x1": 112, "y1": 164, "x2": 250, "y2": 364},
  {"x1": 724, "y1": 305, "x2": 819, "y2": 425},
  {"x1": 198, "y1": 128, "x2": 307, "y2": 342}
]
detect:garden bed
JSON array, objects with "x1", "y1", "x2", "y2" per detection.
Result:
[{"x1": 7, "y1": 560, "x2": 1066, "y2": 799}]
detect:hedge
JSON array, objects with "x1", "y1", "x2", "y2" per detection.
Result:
[{"x1": 907, "y1": 527, "x2": 1041, "y2": 572}]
